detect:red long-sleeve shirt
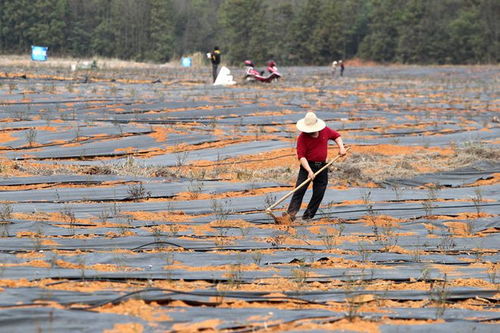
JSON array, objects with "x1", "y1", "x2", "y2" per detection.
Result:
[{"x1": 296, "y1": 127, "x2": 340, "y2": 162}]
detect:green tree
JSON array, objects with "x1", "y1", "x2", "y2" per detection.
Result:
[
  {"x1": 311, "y1": 0, "x2": 343, "y2": 64},
  {"x1": 339, "y1": 0, "x2": 370, "y2": 60},
  {"x1": 90, "y1": 0, "x2": 115, "y2": 57},
  {"x1": 27, "y1": 0, "x2": 68, "y2": 54},
  {"x1": 287, "y1": 0, "x2": 322, "y2": 65},
  {"x1": 0, "y1": 0, "x2": 37, "y2": 53},
  {"x1": 358, "y1": 0, "x2": 401, "y2": 63},
  {"x1": 219, "y1": 0, "x2": 265, "y2": 64},
  {"x1": 478, "y1": 0, "x2": 499, "y2": 63},
  {"x1": 148, "y1": 0, "x2": 175, "y2": 62},
  {"x1": 265, "y1": 1, "x2": 295, "y2": 64},
  {"x1": 175, "y1": 0, "x2": 218, "y2": 57},
  {"x1": 447, "y1": 4, "x2": 485, "y2": 64}
]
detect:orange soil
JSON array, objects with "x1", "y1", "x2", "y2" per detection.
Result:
[
  {"x1": 310, "y1": 257, "x2": 383, "y2": 269},
  {"x1": 0, "y1": 132, "x2": 18, "y2": 147},
  {"x1": 351, "y1": 144, "x2": 454, "y2": 156},
  {"x1": 104, "y1": 323, "x2": 144, "y2": 333},
  {"x1": 431, "y1": 212, "x2": 493, "y2": 221},
  {"x1": 281, "y1": 317, "x2": 381, "y2": 333},
  {"x1": 358, "y1": 215, "x2": 406, "y2": 227},
  {"x1": 444, "y1": 222, "x2": 475, "y2": 237},
  {"x1": 0, "y1": 180, "x2": 141, "y2": 192},
  {"x1": 96, "y1": 299, "x2": 171, "y2": 322},
  {"x1": 467, "y1": 173, "x2": 500, "y2": 186},
  {"x1": 171, "y1": 319, "x2": 221, "y2": 332},
  {"x1": 124, "y1": 211, "x2": 193, "y2": 222},
  {"x1": 173, "y1": 186, "x2": 291, "y2": 201},
  {"x1": 148, "y1": 126, "x2": 171, "y2": 142},
  {"x1": 53, "y1": 259, "x2": 140, "y2": 272}
]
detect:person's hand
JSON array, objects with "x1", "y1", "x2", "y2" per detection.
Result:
[
  {"x1": 308, "y1": 170, "x2": 315, "y2": 180},
  {"x1": 339, "y1": 146, "x2": 347, "y2": 156}
]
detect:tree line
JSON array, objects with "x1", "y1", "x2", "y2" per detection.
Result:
[{"x1": 0, "y1": 0, "x2": 498, "y2": 65}]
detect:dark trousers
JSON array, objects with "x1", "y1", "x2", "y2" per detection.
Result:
[
  {"x1": 287, "y1": 162, "x2": 328, "y2": 219},
  {"x1": 212, "y1": 63, "x2": 219, "y2": 82}
]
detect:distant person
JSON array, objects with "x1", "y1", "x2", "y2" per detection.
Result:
[
  {"x1": 210, "y1": 46, "x2": 221, "y2": 82},
  {"x1": 244, "y1": 60, "x2": 260, "y2": 79},
  {"x1": 267, "y1": 60, "x2": 277, "y2": 74},
  {"x1": 331, "y1": 60, "x2": 337, "y2": 77},
  {"x1": 284, "y1": 112, "x2": 346, "y2": 222},
  {"x1": 340, "y1": 60, "x2": 345, "y2": 77}
]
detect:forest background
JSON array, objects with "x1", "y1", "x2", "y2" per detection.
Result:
[{"x1": 0, "y1": 0, "x2": 498, "y2": 65}]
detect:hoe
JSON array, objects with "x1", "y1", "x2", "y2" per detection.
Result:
[{"x1": 265, "y1": 147, "x2": 350, "y2": 224}]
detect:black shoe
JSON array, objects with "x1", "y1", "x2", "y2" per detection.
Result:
[{"x1": 301, "y1": 215, "x2": 313, "y2": 222}]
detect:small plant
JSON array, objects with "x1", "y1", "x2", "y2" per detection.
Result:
[
  {"x1": 291, "y1": 264, "x2": 309, "y2": 289},
  {"x1": 74, "y1": 125, "x2": 81, "y2": 142},
  {"x1": 32, "y1": 234, "x2": 43, "y2": 252},
  {"x1": 251, "y1": 251, "x2": 263, "y2": 265},
  {"x1": 358, "y1": 242, "x2": 371, "y2": 263},
  {"x1": 422, "y1": 200, "x2": 435, "y2": 218},
  {"x1": 422, "y1": 184, "x2": 440, "y2": 218},
  {"x1": 263, "y1": 193, "x2": 277, "y2": 209},
  {"x1": 187, "y1": 179, "x2": 204, "y2": 199},
  {"x1": 166, "y1": 223, "x2": 179, "y2": 237},
  {"x1": 111, "y1": 202, "x2": 121, "y2": 216},
  {"x1": 127, "y1": 182, "x2": 151, "y2": 201},
  {"x1": 487, "y1": 265, "x2": 497, "y2": 285},
  {"x1": 98, "y1": 208, "x2": 112, "y2": 223},
  {"x1": 60, "y1": 205, "x2": 76, "y2": 228},
  {"x1": 472, "y1": 247, "x2": 483, "y2": 262},
  {"x1": 226, "y1": 264, "x2": 242, "y2": 288},
  {"x1": 175, "y1": 151, "x2": 189, "y2": 168},
  {"x1": 361, "y1": 191, "x2": 379, "y2": 238},
  {"x1": 437, "y1": 235, "x2": 456, "y2": 254},
  {"x1": 214, "y1": 227, "x2": 233, "y2": 247},
  {"x1": 25, "y1": 127, "x2": 37, "y2": 147},
  {"x1": 471, "y1": 188, "x2": 483, "y2": 217},
  {"x1": 342, "y1": 273, "x2": 364, "y2": 322},
  {"x1": 430, "y1": 274, "x2": 449, "y2": 319},
  {"x1": 254, "y1": 126, "x2": 261, "y2": 140},
  {"x1": 211, "y1": 199, "x2": 233, "y2": 224},
  {"x1": 112, "y1": 253, "x2": 127, "y2": 270},
  {"x1": 418, "y1": 267, "x2": 431, "y2": 281},
  {"x1": 411, "y1": 237, "x2": 422, "y2": 263},
  {"x1": 164, "y1": 252, "x2": 175, "y2": 266},
  {"x1": 0, "y1": 203, "x2": 13, "y2": 221},
  {"x1": 78, "y1": 256, "x2": 86, "y2": 280},
  {"x1": 320, "y1": 227, "x2": 340, "y2": 250},
  {"x1": 118, "y1": 219, "x2": 130, "y2": 235},
  {"x1": 151, "y1": 224, "x2": 163, "y2": 248},
  {"x1": 391, "y1": 185, "x2": 403, "y2": 201},
  {"x1": 163, "y1": 252, "x2": 175, "y2": 281}
]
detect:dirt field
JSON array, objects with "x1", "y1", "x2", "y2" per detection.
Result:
[{"x1": 0, "y1": 60, "x2": 498, "y2": 332}]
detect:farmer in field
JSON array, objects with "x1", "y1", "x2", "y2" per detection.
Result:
[
  {"x1": 210, "y1": 46, "x2": 221, "y2": 82},
  {"x1": 331, "y1": 60, "x2": 337, "y2": 76},
  {"x1": 284, "y1": 112, "x2": 346, "y2": 221}
]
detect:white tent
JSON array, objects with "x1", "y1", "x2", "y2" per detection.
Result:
[{"x1": 213, "y1": 66, "x2": 236, "y2": 86}]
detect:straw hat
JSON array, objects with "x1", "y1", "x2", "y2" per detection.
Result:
[{"x1": 296, "y1": 112, "x2": 326, "y2": 133}]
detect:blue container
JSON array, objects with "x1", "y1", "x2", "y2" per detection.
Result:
[
  {"x1": 31, "y1": 46, "x2": 48, "y2": 61},
  {"x1": 181, "y1": 57, "x2": 192, "y2": 67}
]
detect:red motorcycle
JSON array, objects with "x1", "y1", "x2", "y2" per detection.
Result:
[{"x1": 244, "y1": 60, "x2": 281, "y2": 83}]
